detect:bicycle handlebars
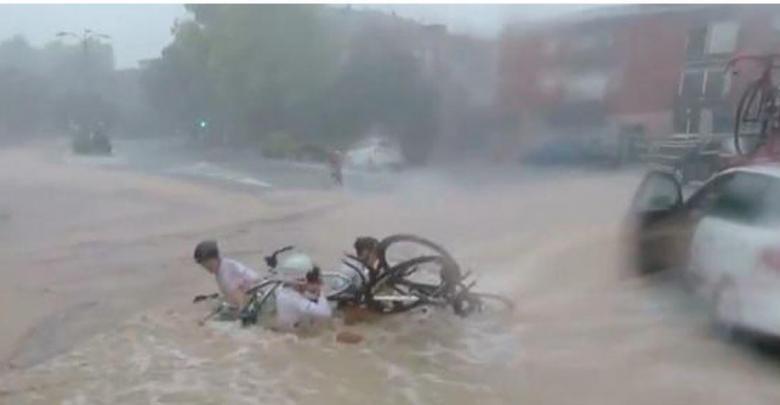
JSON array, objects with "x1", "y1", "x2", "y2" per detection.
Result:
[{"x1": 264, "y1": 245, "x2": 294, "y2": 268}]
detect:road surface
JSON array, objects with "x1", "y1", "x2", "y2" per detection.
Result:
[{"x1": 2, "y1": 141, "x2": 780, "y2": 404}]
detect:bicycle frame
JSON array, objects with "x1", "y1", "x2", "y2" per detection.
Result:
[
  {"x1": 209, "y1": 237, "x2": 512, "y2": 326},
  {"x1": 727, "y1": 53, "x2": 780, "y2": 157}
]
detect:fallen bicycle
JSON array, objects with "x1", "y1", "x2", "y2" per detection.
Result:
[{"x1": 195, "y1": 234, "x2": 515, "y2": 326}]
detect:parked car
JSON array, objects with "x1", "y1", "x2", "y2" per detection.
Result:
[
  {"x1": 72, "y1": 130, "x2": 112, "y2": 155},
  {"x1": 629, "y1": 165, "x2": 780, "y2": 336},
  {"x1": 345, "y1": 137, "x2": 403, "y2": 171}
]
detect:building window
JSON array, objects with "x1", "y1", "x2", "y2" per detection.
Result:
[
  {"x1": 673, "y1": 106, "x2": 701, "y2": 134},
  {"x1": 685, "y1": 107, "x2": 701, "y2": 134},
  {"x1": 707, "y1": 21, "x2": 739, "y2": 54},
  {"x1": 704, "y1": 69, "x2": 730, "y2": 99},
  {"x1": 679, "y1": 69, "x2": 705, "y2": 97},
  {"x1": 562, "y1": 72, "x2": 609, "y2": 102},
  {"x1": 713, "y1": 106, "x2": 732, "y2": 134},
  {"x1": 686, "y1": 26, "x2": 707, "y2": 59},
  {"x1": 686, "y1": 21, "x2": 740, "y2": 59},
  {"x1": 570, "y1": 32, "x2": 613, "y2": 53}
]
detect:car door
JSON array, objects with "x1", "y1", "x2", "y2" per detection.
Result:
[
  {"x1": 688, "y1": 172, "x2": 773, "y2": 291},
  {"x1": 670, "y1": 173, "x2": 736, "y2": 277},
  {"x1": 628, "y1": 171, "x2": 685, "y2": 273}
]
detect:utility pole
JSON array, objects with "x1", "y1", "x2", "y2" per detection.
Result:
[
  {"x1": 56, "y1": 29, "x2": 111, "y2": 132},
  {"x1": 56, "y1": 29, "x2": 111, "y2": 86}
]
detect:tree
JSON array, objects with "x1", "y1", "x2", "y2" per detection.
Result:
[
  {"x1": 141, "y1": 20, "x2": 213, "y2": 133},
  {"x1": 0, "y1": 35, "x2": 117, "y2": 137},
  {"x1": 319, "y1": 24, "x2": 441, "y2": 164},
  {"x1": 204, "y1": 5, "x2": 337, "y2": 139},
  {"x1": 139, "y1": 5, "x2": 441, "y2": 165}
]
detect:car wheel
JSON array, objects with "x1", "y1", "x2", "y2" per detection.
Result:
[{"x1": 712, "y1": 280, "x2": 740, "y2": 339}]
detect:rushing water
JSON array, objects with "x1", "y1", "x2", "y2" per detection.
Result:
[
  {"x1": 60, "y1": 137, "x2": 403, "y2": 195},
  {"x1": 2, "y1": 305, "x2": 520, "y2": 404},
  {"x1": 8, "y1": 144, "x2": 780, "y2": 404}
]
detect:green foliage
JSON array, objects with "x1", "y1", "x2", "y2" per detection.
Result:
[
  {"x1": 152, "y1": 5, "x2": 339, "y2": 139},
  {"x1": 0, "y1": 35, "x2": 116, "y2": 136},
  {"x1": 141, "y1": 20, "x2": 213, "y2": 131},
  {"x1": 142, "y1": 5, "x2": 442, "y2": 165},
  {"x1": 320, "y1": 26, "x2": 440, "y2": 164},
  {"x1": 261, "y1": 131, "x2": 299, "y2": 159}
]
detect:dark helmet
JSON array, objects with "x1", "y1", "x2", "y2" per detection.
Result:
[
  {"x1": 194, "y1": 240, "x2": 219, "y2": 263},
  {"x1": 353, "y1": 236, "x2": 379, "y2": 254}
]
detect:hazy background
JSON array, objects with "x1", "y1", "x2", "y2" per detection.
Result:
[
  {"x1": 2, "y1": 4, "x2": 762, "y2": 171},
  {"x1": 0, "y1": 4, "x2": 594, "y2": 68}
]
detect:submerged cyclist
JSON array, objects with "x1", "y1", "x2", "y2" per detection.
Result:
[
  {"x1": 338, "y1": 236, "x2": 386, "y2": 325},
  {"x1": 345, "y1": 236, "x2": 382, "y2": 282},
  {"x1": 194, "y1": 240, "x2": 260, "y2": 309},
  {"x1": 271, "y1": 254, "x2": 332, "y2": 332},
  {"x1": 193, "y1": 240, "x2": 332, "y2": 332}
]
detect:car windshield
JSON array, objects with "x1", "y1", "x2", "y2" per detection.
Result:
[
  {"x1": 633, "y1": 172, "x2": 681, "y2": 211},
  {"x1": 709, "y1": 172, "x2": 771, "y2": 224}
]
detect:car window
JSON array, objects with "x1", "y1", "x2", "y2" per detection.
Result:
[
  {"x1": 706, "y1": 172, "x2": 771, "y2": 224},
  {"x1": 632, "y1": 172, "x2": 681, "y2": 212},
  {"x1": 760, "y1": 179, "x2": 780, "y2": 225},
  {"x1": 685, "y1": 173, "x2": 732, "y2": 216}
]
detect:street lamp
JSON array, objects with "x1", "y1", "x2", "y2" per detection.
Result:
[
  {"x1": 56, "y1": 29, "x2": 111, "y2": 61},
  {"x1": 56, "y1": 29, "x2": 112, "y2": 134},
  {"x1": 56, "y1": 29, "x2": 111, "y2": 56},
  {"x1": 54, "y1": 28, "x2": 111, "y2": 79},
  {"x1": 56, "y1": 29, "x2": 111, "y2": 41}
]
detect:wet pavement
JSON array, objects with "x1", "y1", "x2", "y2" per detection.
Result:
[{"x1": 2, "y1": 141, "x2": 780, "y2": 404}]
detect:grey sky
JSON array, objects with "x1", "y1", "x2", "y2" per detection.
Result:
[{"x1": 0, "y1": 4, "x2": 593, "y2": 69}]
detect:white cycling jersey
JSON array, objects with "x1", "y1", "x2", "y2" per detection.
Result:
[
  {"x1": 215, "y1": 257, "x2": 260, "y2": 307},
  {"x1": 272, "y1": 286, "x2": 332, "y2": 332}
]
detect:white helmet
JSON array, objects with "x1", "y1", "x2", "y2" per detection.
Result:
[{"x1": 276, "y1": 253, "x2": 314, "y2": 279}]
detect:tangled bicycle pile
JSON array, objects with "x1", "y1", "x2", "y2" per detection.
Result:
[{"x1": 238, "y1": 234, "x2": 514, "y2": 326}]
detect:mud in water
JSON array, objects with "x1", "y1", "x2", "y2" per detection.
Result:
[
  {"x1": 0, "y1": 307, "x2": 520, "y2": 404},
  {"x1": 4, "y1": 145, "x2": 780, "y2": 404}
]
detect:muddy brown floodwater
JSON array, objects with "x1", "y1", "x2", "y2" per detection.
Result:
[{"x1": 2, "y1": 144, "x2": 780, "y2": 404}]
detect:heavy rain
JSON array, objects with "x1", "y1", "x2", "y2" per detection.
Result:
[{"x1": 3, "y1": 4, "x2": 780, "y2": 405}]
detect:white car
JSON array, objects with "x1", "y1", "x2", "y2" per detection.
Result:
[
  {"x1": 630, "y1": 164, "x2": 780, "y2": 336},
  {"x1": 345, "y1": 137, "x2": 404, "y2": 171}
]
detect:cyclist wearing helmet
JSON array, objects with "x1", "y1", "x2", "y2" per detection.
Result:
[
  {"x1": 193, "y1": 240, "x2": 260, "y2": 309},
  {"x1": 270, "y1": 252, "x2": 332, "y2": 332},
  {"x1": 354, "y1": 236, "x2": 381, "y2": 276},
  {"x1": 338, "y1": 236, "x2": 383, "y2": 325}
]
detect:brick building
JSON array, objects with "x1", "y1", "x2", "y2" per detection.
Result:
[{"x1": 498, "y1": 5, "x2": 780, "y2": 160}]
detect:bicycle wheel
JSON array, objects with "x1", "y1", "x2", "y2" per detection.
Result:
[
  {"x1": 366, "y1": 256, "x2": 464, "y2": 313},
  {"x1": 369, "y1": 255, "x2": 450, "y2": 313},
  {"x1": 377, "y1": 234, "x2": 462, "y2": 290},
  {"x1": 734, "y1": 80, "x2": 771, "y2": 156},
  {"x1": 240, "y1": 280, "x2": 281, "y2": 326}
]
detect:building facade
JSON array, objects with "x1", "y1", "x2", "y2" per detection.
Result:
[{"x1": 498, "y1": 5, "x2": 780, "y2": 159}]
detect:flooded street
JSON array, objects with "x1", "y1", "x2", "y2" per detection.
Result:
[
  {"x1": 7, "y1": 3, "x2": 780, "y2": 404},
  {"x1": 3, "y1": 143, "x2": 780, "y2": 404}
]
